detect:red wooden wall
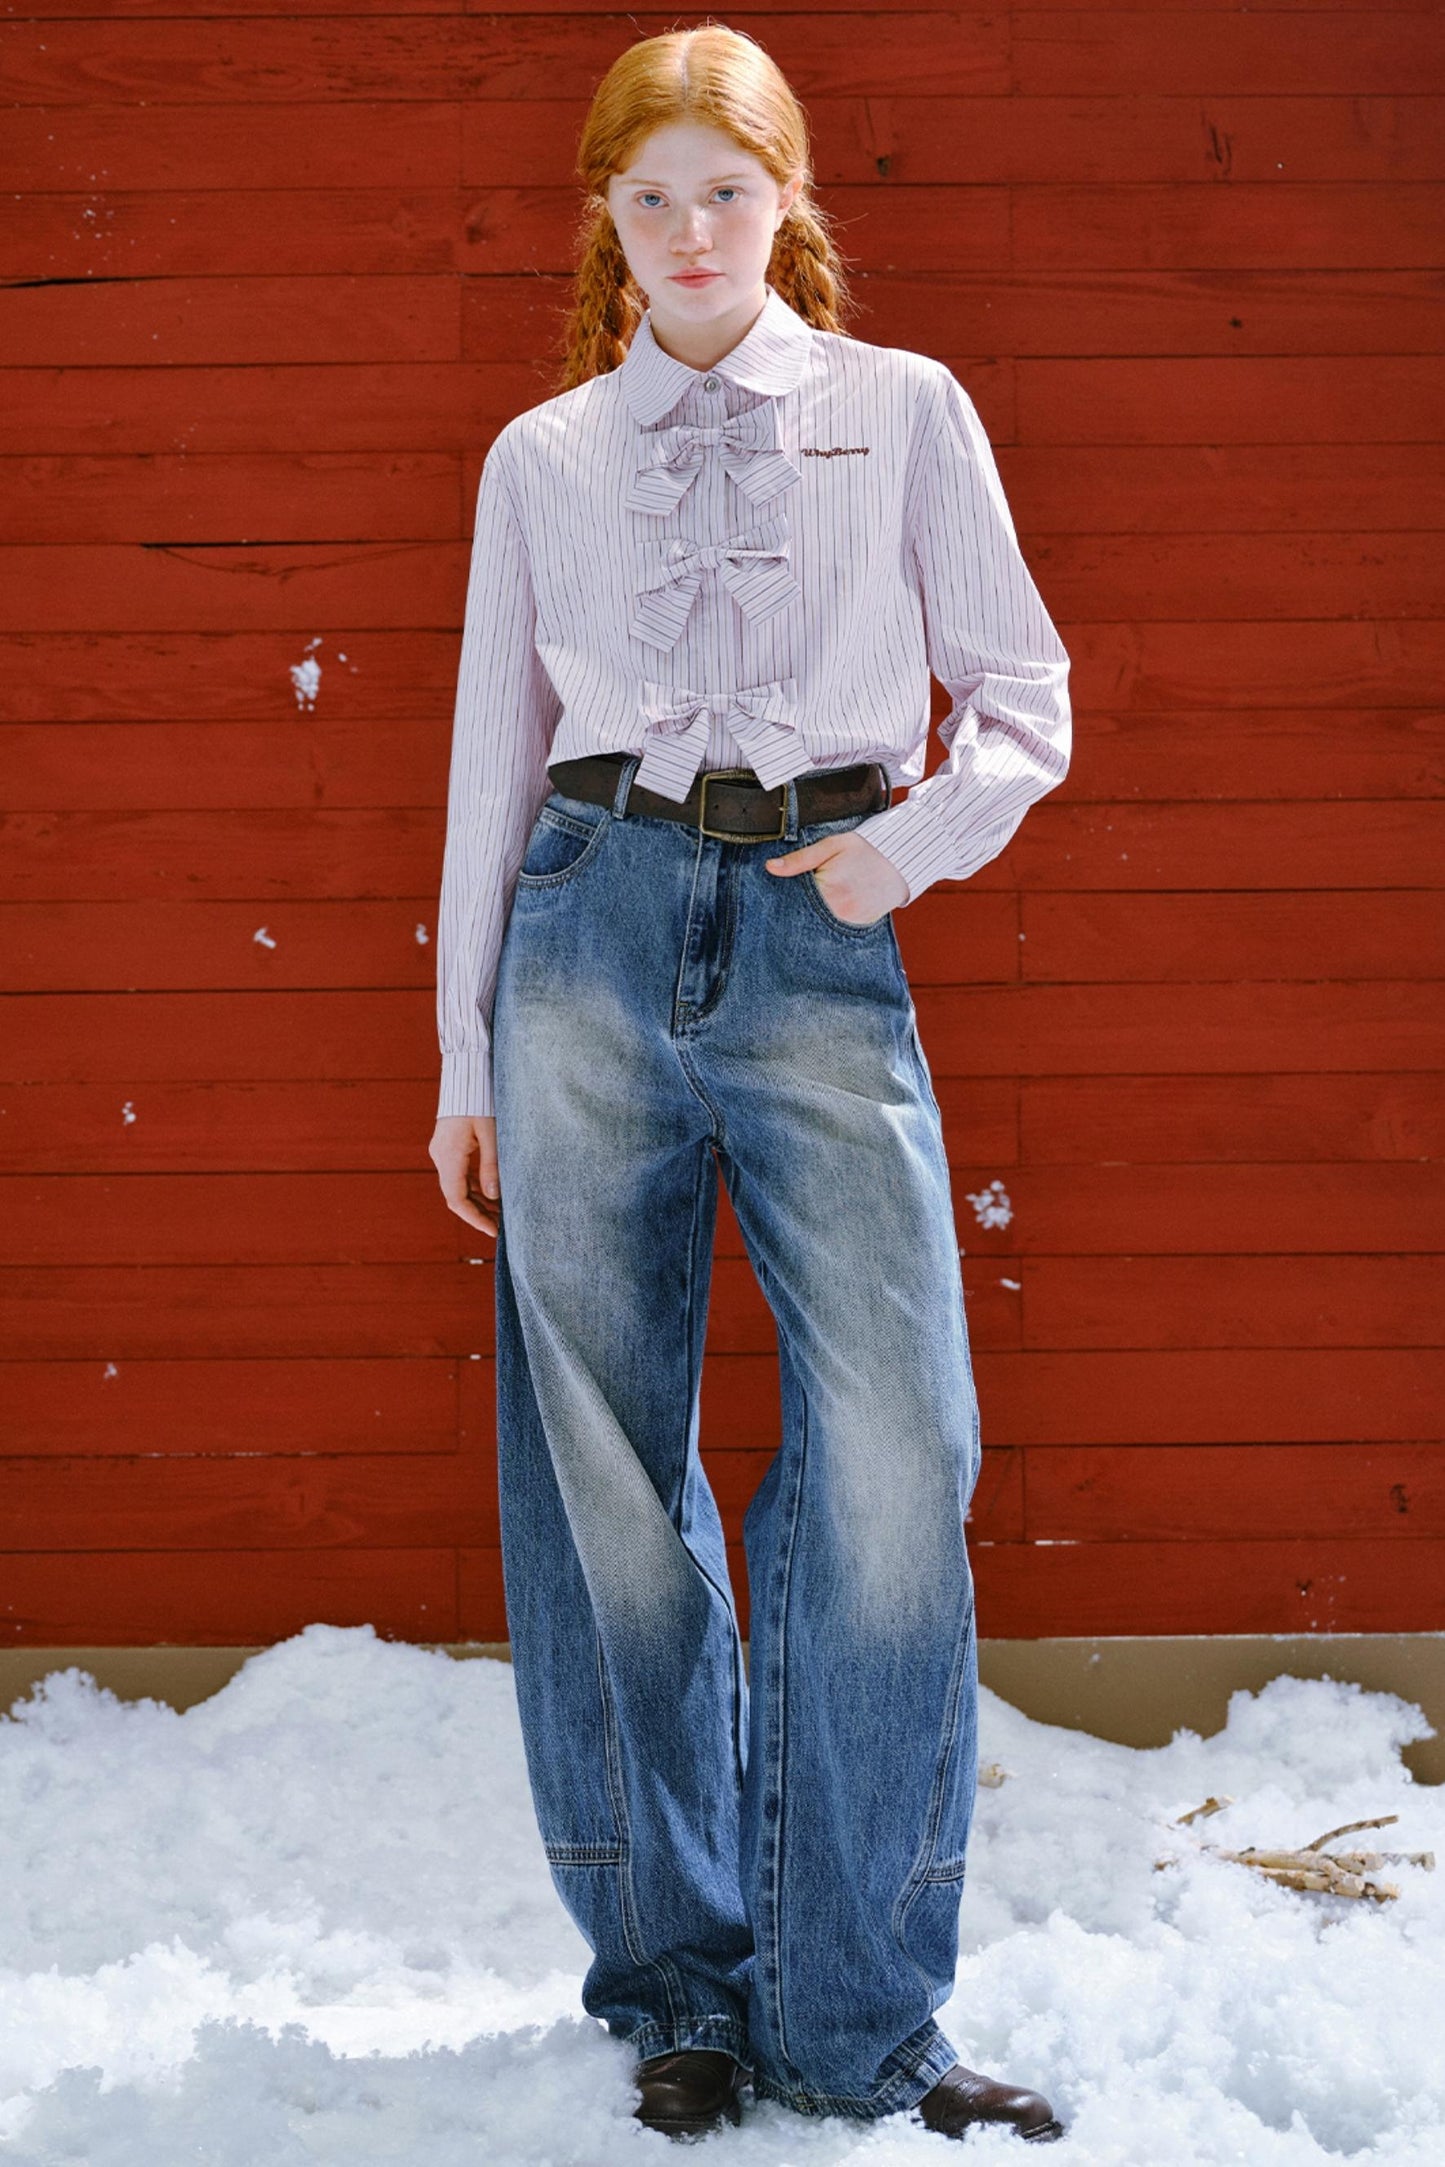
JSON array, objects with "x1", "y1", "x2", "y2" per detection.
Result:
[{"x1": 3, "y1": 3, "x2": 1442, "y2": 1648}]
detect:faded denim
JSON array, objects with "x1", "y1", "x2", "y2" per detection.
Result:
[{"x1": 490, "y1": 755, "x2": 983, "y2": 2121}]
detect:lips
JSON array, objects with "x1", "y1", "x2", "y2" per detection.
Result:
[{"x1": 671, "y1": 271, "x2": 722, "y2": 286}]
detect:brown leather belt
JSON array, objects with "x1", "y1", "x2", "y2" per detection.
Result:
[{"x1": 546, "y1": 752, "x2": 891, "y2": 843}]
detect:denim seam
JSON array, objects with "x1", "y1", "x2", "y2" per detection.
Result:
[
  {"x1": 889, "y1": 1586, "x2": 976, "y2": 2000},
  {"x1": 670, "y1": 841, "x2": 730, "y2": 1144},
  {"x1": 906, "y1": 1010, "x2": 945, "y2": 1126},
  {"x1": 679, "y1": 1140, "x2": 748, "y2": 1798},
  {"x1": 799, "y1": 868, "x2": 896, "y2": 941},
  {"x1": 621, "y1": 2015, "x2": 752, "y2": 2066},
  {"x1": 755, "y1": 1336, "x2": 811, "y2": 2079},
  {"x1": 669, "y1": 817, "x2": 708, "y2": 1042},
  {"x1": 535, "y1": 806, "x2": 597, "y2": 842},
  {"x1": 680, "y1": 842, "x2": 741, "y2": 1030},
  {"x1": 513, "y1": 809, "x2": 611, "y2": 890},
  {"x1": 749, "y1": 2016, "x2": 960, "y2": 2120},
  {"x1": 673, "y1": 1042, "x2": 727, "y2": 1155},
  {"x1": 594, "y1": 1628, "x2": 686, "y2": 2037}
]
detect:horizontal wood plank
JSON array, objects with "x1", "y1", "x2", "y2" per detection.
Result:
[
  {"x1": 0, "y1": 1445, "x2": 1025, "y2": 1552},
  {"x1": 1023, "y1": 1443, "x2": 1445, "y2": 1541},
  {"x1": 6, "y1": 268, "x2": 1443, "y2": 370},
  {"x1": 4, "y1": 532, "x2": 1444, "y2": 628},
  {"x1": 2, "y1": 1074, "x2": 1435, "y2": 1176},
  {"x1": 0, "y1": 1353, "x2": 461, "y2": 1448},
  {"x1": 4, "y1": 714, "x2": 1442, "y2": 817},
  {"x1": 1022, "y1": 1255, "x2": 1445, "y2": 1349},
  {"x1": 5, "y1": 807, "x2": 1445, "y2": 902},
  {"x1": 11, "y1": 181, "x2": 1445, "y2": 284},
  {"x1": 2, "y1": 1343, "x2": 1439, "y2": 1447},
  {"x1": 968, "y1": 1537, "x2": 1445, "y2": 1636},
  {"x1": 980, "y1": 1348, "x2": 1445, "y2": 1445},
  {"x1": 4, "y1": 15, "x2": 1436, "y2": 109},
  {"x1": 1020, "y1": 892, "x2": 1445, "y2": 982},
  {"x1": 7, "y1": 97, "x2": 1442, "y2": 195},
  {"x1": 0, "y1": 1548, "x2": 459, "y2": 1644},
  {"x1": 1017, "y1": 1074, "x2": 1445, "y2": 1164},
  {"x1": 5, "y1": 447, "x2": 1445, "y2": 546},
  {"x1": 463, "y1": 270, "x2": 1445, "y2": 364},
  {"x1": 4, "y1": 984, "x2": 1438, "y2": 1084},
  {"x1": 4, "y1": 356, "x2": 1440, "y2": 462},
  {"x1": 1, "y1": 1164, "x2": 1441, "y2": 1264},
  {"x1": 12, "y1": 886, "x2": 1445, "y2": 985},
  {"x1": 0, "y1": 19, "x2": 1015, "y2": 110},
  {"x1": 457, "y1": 1532, "x2": 1445, "y2": 1641},
  {"x1": 14, "y1": 0, "x2": 1438, "y2": 19},
  {"x1": 6, "y1": 627, "x2": 1444, "y2": 721}
]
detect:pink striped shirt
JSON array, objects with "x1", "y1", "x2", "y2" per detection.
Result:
[{"x1": 436, "y1": 283, "x2": 1071, "y2": 1120}]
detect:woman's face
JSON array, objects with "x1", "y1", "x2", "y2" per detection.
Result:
[{"x1": 605, "y1": 119, "x2": 802, "y2": 335}]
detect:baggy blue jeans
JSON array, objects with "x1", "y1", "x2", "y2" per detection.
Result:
[{"x1": 490, "y1": 755, "x2": 983, "y2": 2121}]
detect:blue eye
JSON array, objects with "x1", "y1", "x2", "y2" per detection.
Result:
[{"x1": 633, "y1": 187, "x2": 741, "y2": 209}]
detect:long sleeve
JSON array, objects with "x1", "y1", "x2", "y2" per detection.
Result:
[
  {"x1": 852, "y1": 366, "x2": 1072, "y2": 902},
  {"x1": 435, "y1": 433, "x2": 559, "y2": 1120}
]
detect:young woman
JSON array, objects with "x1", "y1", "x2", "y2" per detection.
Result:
[{"x1": 430, "y1": 23, "x2": 1071, "y2": 2147}]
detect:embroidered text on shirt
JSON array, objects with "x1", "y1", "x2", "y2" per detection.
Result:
[{"x1": 800, "y1": 445, "x2": 871, "y2": 457}]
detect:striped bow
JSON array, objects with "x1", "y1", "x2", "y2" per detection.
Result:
[
  {"x1": 634, "y1": 678, "x2": 803, "y2": 798},
  {"x1": 629, "y1": 517, "x2": 800, "y2": 651},
  {"x1": 625, "y1": 405, "x2": 802, "y2": 515}
]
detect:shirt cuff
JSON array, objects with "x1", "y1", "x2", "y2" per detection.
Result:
[
  {"x1": 437, "y1": 1045, "x2": 494, "y2": 1122},
  {"x1": 852, "y1": 791, "x2": 965, "y2": 904}
]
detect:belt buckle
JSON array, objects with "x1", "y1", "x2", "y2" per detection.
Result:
[{"x1": 698, "y1": 768, "x2": 788, "y2": 843}]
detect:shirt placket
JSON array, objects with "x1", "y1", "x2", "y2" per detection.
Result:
[
  {"x1": 694, "y1": 372, "x2": 750, "y2": 774},
  {"x1": 631, "y1": 372, "x2": 775, "y2": 791}
]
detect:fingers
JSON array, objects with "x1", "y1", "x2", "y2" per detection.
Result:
[
  {"x1": 475, "y1": 1123, "x2": 500, "y2": 1200},
  {"x1": 764, "y1": 838, "x2": 830, "y2": 873},
  {"x1": 453, "y1": 1191, "x2": 499, "y2": 1236},
  {"x1": 441, "y1": 1164, "x2": 499, "y2": 1237},
  {"x1": 431, "y1": 1116, "x2": 501, "y2": 1238}
]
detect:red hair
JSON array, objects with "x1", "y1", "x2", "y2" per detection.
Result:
[{"x1": 555, "y1": 22, "x2": 855, "y2": 392}]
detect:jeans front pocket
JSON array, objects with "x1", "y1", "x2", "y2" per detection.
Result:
[
  {"x1": 800, "y1": 867, "x2": 895, "y2": 938},
  {"x1": 514, "y1": 793, "x2": 612, "y2": 890},
  {"x1": 795, "y1": 811, "x2": 898, "y2": 941}
]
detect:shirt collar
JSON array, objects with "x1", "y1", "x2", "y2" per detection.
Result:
[{"x1": 617, "y1": 284, "x2": 816, "y2": 426}]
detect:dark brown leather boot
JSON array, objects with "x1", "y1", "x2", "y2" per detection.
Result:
[
  {"x1": 631, "y1": 2048, "x2": 747, "y2": 2139},
  {"x1": 916, "y1": 2060, "x2": 1066, "y2": 2141}
]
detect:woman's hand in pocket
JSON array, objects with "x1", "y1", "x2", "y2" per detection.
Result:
[
  {"x1": 764, "y1": 831, "x2": 910, "y2": 926},
  {"x1": 430, "y1": 1115, "x2": 501, "y2": 1237}
]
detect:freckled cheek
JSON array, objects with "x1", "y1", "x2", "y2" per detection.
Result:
[{"x1": 617, "y1": 222, "x2": 669, "y2": 281}]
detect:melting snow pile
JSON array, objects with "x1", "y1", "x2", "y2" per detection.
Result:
[{"x1": 0, "y1": 1623, "x2": 1440, "y2": 2164}]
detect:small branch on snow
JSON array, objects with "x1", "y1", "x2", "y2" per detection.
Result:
[{"x1": 1155, "y1": 1801, "x2": 1435, "y2": 1904}]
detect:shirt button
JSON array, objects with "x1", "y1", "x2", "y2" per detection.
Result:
[{"x1": 702, "y1": 374, "x2": 720, "y2": 393}]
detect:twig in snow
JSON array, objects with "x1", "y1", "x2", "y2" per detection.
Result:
[
  {"x1": 1175, "y1": 1795, "x2": 1233, "y2": 1825},
  {"x1": 1156, "y1": 1802, "x2": 1434, "y2": 1904}
]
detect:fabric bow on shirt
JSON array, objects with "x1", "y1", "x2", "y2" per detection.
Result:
[
  {"x1": 624, "y1": 405, "x2": 802, "y2": 516},
  {"x1": 633, "y1": 679, "x2": 803, "y2": 799},
  {"x1": 629, "y1": 517, "x2": 801, "y2": 651}
]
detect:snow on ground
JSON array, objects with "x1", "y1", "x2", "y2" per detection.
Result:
[{"x1": 0, "y1": 1623, "x2": 1440, "y2": 2165}]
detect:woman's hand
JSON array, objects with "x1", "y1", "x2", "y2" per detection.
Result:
[
  {"x1": 764, "y1": 831, "x2": 910, "y2": 924},
  {"x1": 430, "y1": 1114, "x2": 501, "y2": 1237}
]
